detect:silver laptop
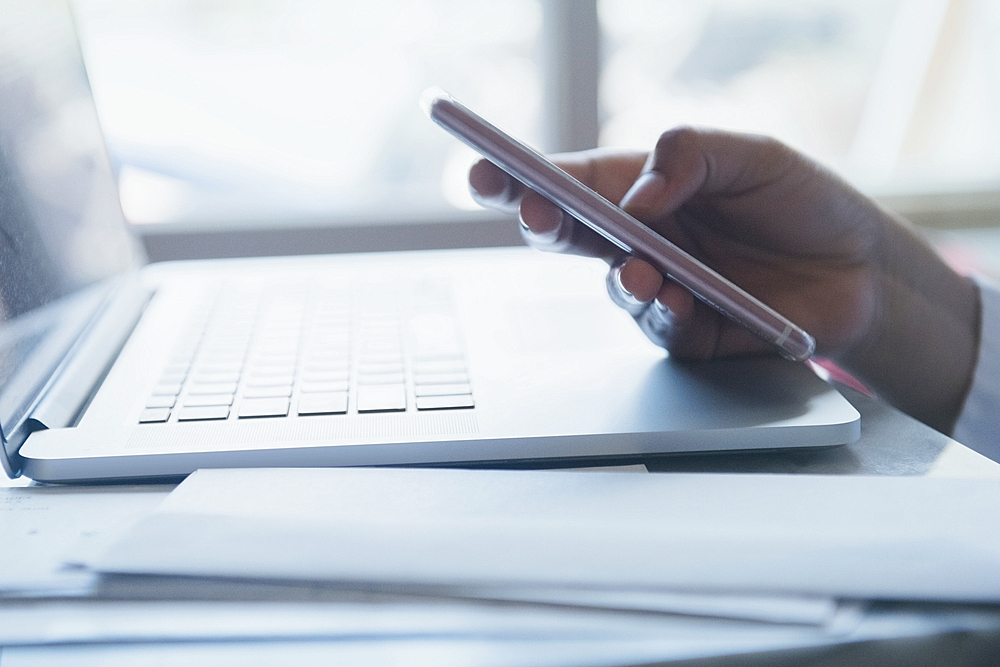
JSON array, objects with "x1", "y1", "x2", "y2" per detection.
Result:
[{"x1": 1, "y1": 2, "x2": 859, "y2": 482}]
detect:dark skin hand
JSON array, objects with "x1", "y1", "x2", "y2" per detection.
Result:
[{"x1": 469, "y1": 127, "x2": 980, "y2": 435}]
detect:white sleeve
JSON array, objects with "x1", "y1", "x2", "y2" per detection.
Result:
[{"x1": 953, "y1": 277, "x2": 1000, "y2": 460}]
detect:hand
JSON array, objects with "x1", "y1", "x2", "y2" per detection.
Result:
[{"x1": 469, "y1": 127, "x2": 979, "y2": 434}]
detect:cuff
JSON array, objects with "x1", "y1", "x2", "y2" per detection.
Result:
[{"x1": 953, "y1": 276, "x2": 1000, "y2": 460}]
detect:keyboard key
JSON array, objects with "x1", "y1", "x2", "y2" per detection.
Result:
[
  {"x1": 188, "y1": 382, "x2": 239, "y2": 395},
  {"x1": 300, "y1": 381, "x2": 350, "y2": 394},
  {"x1": 167, "y1": 353, "x2": 195, "y2": 366},
  {"x1": 357, "y1": 351, "x2": 402, "y2": 365},
  {"x1": 416, "y1": 394, "x2": 475, "y2": 411},
  {"x1": 145, "y1": 394, "x2": 177, "y2": 409},
  {"x1": 239, "y1": 397, "x2": 290, "y2": 419},
  {"x1": 192, "y1": 371, "x2": 240, "y2": 384},
  {"x1": 162, "y1": 362, "x2": 191, "y2": 375},
  {"x1": 198, "y1": 352, "x2": 248, "y2": 365},
  {"x1": 358, "y1": 362, "x2": 403, "y2": 375},
  {"x1": 301, "y1": 370, "x2": 350, "y2": 383},
  {"x1": 192, "y1": 362, "x2": 243, "y2": 375},
  {"x1": 151, "y1": 382, "x2": 183, "y2": 396},
  {"x1": 177, "y1": 405, "x2": 230, "y2": 421},
  {"x1": 304, "y1": 337, "x2": 349, "y2": 349},
  {"x1": 183, "y1": 393, "x2": 235, "y2": 407},
  {"x1": 252, "y1": 361, "x2": 298, "y2": 376},
  {"x1": 250, "y1": 353, "x2": 297, "y2": 366},
  {"x1": 414, "y1": 373, "x2": 469, "y2": 385},
  {"x1": 414, "y1": 383, "x2": 471, "y2": 397},
  {"x1": 357, "y1": 384, "x2": 406, "y2": 412},
  {"x1": 139, "y1": 407, "x2": 171, "y2": 423},
  {"x1": 413, "y1": 359, "x2": 466, "y2": 374},
  {"x1": 358, "y1": 372, "x2": 405, "y2": 385},
  {"x1": 246, "y1": 374, "x2": 295, "y2": 387},
  {"x1": 298, "y1": 392, "x2": 349, "y2": 415},
  {"x1": 412, "y1": 346, "x2": 463, "y2": 360},
  {"x1": 242, "y1": 385, "x2": 293, "y2": 398},
  {"x1": 301, "y1": 361, "x2": 350, "y2": 373},
  {"x1": 413, "y1": 343, "x2": 462, "y2": 358}
]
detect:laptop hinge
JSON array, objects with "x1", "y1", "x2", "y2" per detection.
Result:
[{"x1": 29, "y1": 277, "x2": 151, "y2": 430}]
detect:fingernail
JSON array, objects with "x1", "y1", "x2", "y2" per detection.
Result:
[
  {"x1": 620, "y1": 171, "x2": 668, "y2": 214},
  {"x1": 533, "y1": 202, "x2": 566, "y2": 238},
  {"x1": 522, "y1": 209, "x2": 574, "y2": 251},
  {"x1": 468, "y1": 160, "x2": 507, "y2": 198},
  {"x1": 606, "y1": 260, "x2": 646, "y2": 316},
  {"x1": 519, "y1": 191, "x2": 567, "y2": 240},
  {"x1": 613, "y1": 263, "x2": 637, "y2": 300},
  {"x1": 651, "y1": 299, "x2": 677, "y2": 333},
  {"x1": 639, "y1": 299, "x2": 676, "y2": 347},
  {"x1": 652, "y1": 298, "x2": 673, "y2": 317}
]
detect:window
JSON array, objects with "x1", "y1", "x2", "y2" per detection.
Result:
[
  {"x1": 72, "y1": 0, "x2": 543, "y2": 226},
  {"x1": 72, "y1": 0, "x2": 1000, "y2": 239},
  {"x1": 599, "y1": 0, "x2": 1000, "y2": 201}
]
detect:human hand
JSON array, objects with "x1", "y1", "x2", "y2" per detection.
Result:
[{"x1": 469, "y1": 127, "x2": 979, "y2": 433}]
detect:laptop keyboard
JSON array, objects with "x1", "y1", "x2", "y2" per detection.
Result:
[{"x1": 138, "y1": 280, "x2": 474, "y2": 424}]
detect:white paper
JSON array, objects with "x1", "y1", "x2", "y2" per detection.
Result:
[
  {"x1": 94, "y1": 468, "x2": 1000, "y2": 603},
  {"x1": 452, "y1": 587, "x2": 837, "y2": 626},
  {"x1": 0, "y1": 597, "x2": 833, "y2": 647},
  {"x1": 0, "y1": 635, "x2": 849, "y2": 667},
  {"x1": 0, "y1": 481, "x2": 172, "y2": 594}
]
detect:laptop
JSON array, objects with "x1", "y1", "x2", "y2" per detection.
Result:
[{"x1": 0, "y1": 2, "x2": 859, "y2": 482}]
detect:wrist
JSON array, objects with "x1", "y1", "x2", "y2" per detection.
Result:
[{"x1": 835, "y1": 217, "x2": 980, "y2": 434}]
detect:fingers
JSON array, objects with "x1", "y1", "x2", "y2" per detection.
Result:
[
  {"x1": 606, "y1": 257, "x2": 679, "y2": 350},
  {"x1": 468, "y1": 159, "x2": 523, "y2": 215},
  {"x1": 517, "y1": 190, "x2": 573, "y2": 252},
  {"x1": 519, "y1": 190, "x2": 622, "y2": 261},
  {"x1": 655, "y1": 280, "x2": 694, "y2": 323},
  {"x1": 618, "y1": 126, "x2": 796, "y2": 225},
  {"x1": 618, "y1": 138, "x2": 705, "y2": 223},
  {"x1": 469, "y1": 149, "x2": 647, "y2": 209},
  {"x1": 607, "y1": 257, "x2": 773, "y2": 359},
  {"x1": 469, "y1": 137, "x2": 790, "y2": 360},
  {"x1": 606, "y1": 258, "x2": 656, "y2": 317},
  {"x1": 616, "y1": 256, "x2": 663, "y2": 303},
  {"x1": 605, "y1": 259, "x2": 688, "y2": 352},
  {"x1": 468, "y1": 150, "x2": 649, "y2": 261}
]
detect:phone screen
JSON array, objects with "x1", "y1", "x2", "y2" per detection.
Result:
[{"x1": 422, "y1": 88, "x2": 814, "y2": 362}]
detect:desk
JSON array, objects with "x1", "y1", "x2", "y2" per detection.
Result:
[
  {"x1": 2, "y1": 388, "x2": 1000, "y2": 666},
  {"x1": 643, "y1": 385, "x2": 1000, "y2": 477}
]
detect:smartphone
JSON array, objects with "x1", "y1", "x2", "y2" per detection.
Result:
[{"x1": 421, "y1": 88, "x2": 815, "y2": 362}]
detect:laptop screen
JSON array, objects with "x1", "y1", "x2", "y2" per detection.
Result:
[{"x1": 0, "y1": 1, "x2": 140, "y2": 463}]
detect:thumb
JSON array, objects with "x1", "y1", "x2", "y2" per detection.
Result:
[{"x1": 618, "y1": 128, "x2": 710, "y2": 222}]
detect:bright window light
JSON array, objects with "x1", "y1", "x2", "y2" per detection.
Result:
[
  {"x1": 74, "y1": 0, "x2": 1000, "y2": 229},
  {"x1": 599, "y1": 0, "x2": 1000, "y2": 197},
  {"x1": 72, "y1": 0, "x2": 542, "y2": 225}
]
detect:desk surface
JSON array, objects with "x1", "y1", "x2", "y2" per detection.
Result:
[{"x1": 638, "y1": 385, "x2": 1000, "y2": 477}]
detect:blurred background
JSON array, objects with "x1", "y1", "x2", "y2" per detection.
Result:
[{"x1": 70, "y1": 0, "x2": 1000, "y2": 267}]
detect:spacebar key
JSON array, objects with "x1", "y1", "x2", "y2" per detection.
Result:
[{"x1": 357, "y1": 384, "x2": 406, "y2": 412}]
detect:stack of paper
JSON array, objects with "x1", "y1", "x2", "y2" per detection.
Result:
[
  {"x1": 6, "y1": 467, "x2": 1000, "y2": 663},
  {"x1": 94, "y1": 468, "x2": 1000, "y2": 602},
  {"x1": 0, "y1": 478, "x2": 172, "y2": 597}
]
